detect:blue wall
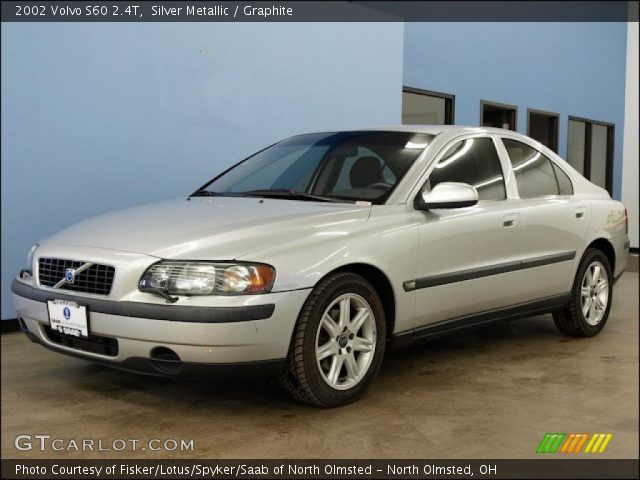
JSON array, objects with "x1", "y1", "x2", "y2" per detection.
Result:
[
  {"x1": 1, "y1": 22, "x2": 403, "y2": 319},
  {"x1": 1, "y1": 21, "x2": 630, "y2": 320},
  {"x1": 404, "y1": 22, "x2": 628, "y2": 199}
]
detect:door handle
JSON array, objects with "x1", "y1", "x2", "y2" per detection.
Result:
[
  {"x1": 503, "y1": 213, "x2": 520, "y2": 228},
  {"x1": 575, "y1": 207, "x2": 588, "y2": 219}
]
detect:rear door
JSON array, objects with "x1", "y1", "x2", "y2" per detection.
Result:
[{"x1": 498, "y1": 137, "x2": 588, "y2": 301}]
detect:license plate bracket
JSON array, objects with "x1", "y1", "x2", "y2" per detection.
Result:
[{"x1": 47, "y1": 299, "x2": 89, "y2": 338}]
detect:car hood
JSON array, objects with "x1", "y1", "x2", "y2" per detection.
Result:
[{"x1": 42, "y1": 197, "x2": 371, "y2": 259}]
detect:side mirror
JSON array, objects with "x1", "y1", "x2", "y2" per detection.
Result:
[{"x1": 414, "y1": 182, "x2": 479, "y2": 210}]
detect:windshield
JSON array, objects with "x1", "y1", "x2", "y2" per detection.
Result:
[{"x1": 195, "y1": 131, "x2": 434, "y2": 204}]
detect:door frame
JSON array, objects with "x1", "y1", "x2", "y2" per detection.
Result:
[
  {"x1": 527, "y1": 108, "x2": 560, "y2": 152},
  {"x1": 402, "y1": 86, "x2": 456, "y2": 125},
  {"x1": 568, "y1": 116, "x2": 615, "y2": 194},
  {"x1": 480, "y1": 99, "x2": 518, "y2": 131}
]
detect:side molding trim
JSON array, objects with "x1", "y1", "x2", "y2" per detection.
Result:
[{"x1": 404, "y1": 251, "x2": 576, "y2": 292}]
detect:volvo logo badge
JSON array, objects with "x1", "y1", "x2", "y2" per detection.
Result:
[{"x1": 64, "y1": 268, "x2": 76, "y2": 284}]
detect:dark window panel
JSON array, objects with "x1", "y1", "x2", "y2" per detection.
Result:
[
  {"x1": 402, "y1": 87, "x2": 455, "y2": 125},
  {"x1": 567, "y1": 116, "x2": 614, "y2": 195},
  {"x1": 481, "y1": 100, "x2": 517, "y2": 131},
  {"x1": 528, "y1": 109, "x2": 559, "y2": 152}
]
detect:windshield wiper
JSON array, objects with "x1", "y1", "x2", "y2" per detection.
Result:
[
  {"x1": 239, "y1": 189, "x2": 346, "y2": 203},
  {"x1": 189, "y1": 190, "x2": 225, "y2": 197},
  {"x1": 190, "y1": 188, "x2": 350, "y2": 203}
]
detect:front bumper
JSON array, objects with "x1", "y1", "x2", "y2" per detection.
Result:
[{"x1": 12, "y1": 278, "x2": 310, "y2": 378}]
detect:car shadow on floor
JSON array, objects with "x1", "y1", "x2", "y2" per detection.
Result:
[{"x1": 72, "y1": 313, "x2": 566, "y2": 410}]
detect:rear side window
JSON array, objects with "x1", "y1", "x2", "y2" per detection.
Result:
[
  {"x1": 503, "y1": 139, "x2": 560, "y2": 198},
  {"x1": 551, "y1": 162, "x2": 574, "y2": 195},
  {"x1": 428, "y1": 137, "x2": 506, "y2": 201}
]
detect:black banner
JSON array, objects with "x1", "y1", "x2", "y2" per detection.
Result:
[
  {"x1": 0, "y1": 1, "x2": 638, "y2": 22},
  {"x1": 2, "y1": 459, "x2": 639, "y2": 479}
]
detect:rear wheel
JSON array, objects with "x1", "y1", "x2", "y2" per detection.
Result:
[
  {"x1": 280, "y1": 272, "x2": 386, "y2": 407},
  {"x1": 553, "y1": 248, "x2": 613, "y2": 337}
]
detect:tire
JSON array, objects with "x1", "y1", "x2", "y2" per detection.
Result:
[
  {"x1": 553, "y1": 248, "x2": 613, "y2": 337},
  {"x1": 280, "y1": 272, "x2": 386, "y2": 407}
]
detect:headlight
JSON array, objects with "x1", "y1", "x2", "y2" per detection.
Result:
[
  {"x1": 26, "y1": 243, "x2": 39, "y2": 268},
  {"x1": 138, "y1": 261, "x2": 275, "y2": 296}
]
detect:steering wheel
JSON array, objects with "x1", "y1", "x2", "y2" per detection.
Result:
[{"x1": 367, "y1": 182, "x2": 393, "y2": 191}]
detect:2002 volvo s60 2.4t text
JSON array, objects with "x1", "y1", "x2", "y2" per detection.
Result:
[{"x1": 13, "y1": 126, "x2": 629, "y2": 406}]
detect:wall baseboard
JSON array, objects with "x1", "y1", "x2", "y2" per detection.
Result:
[{"x1": 1, "y1": 319, "x2": 20, "y2": 334}]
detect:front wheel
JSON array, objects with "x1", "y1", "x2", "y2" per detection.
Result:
[
  {"x1": 553, "y1": 248, "x2": 613, "y2": 337},
  {"x1": 280, "y1": 272, "x2": 386, "y2": 407}
]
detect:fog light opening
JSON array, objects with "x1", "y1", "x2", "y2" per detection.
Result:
[{"x1": 150, "y1": 347, "x2": 182, "y2": 375}]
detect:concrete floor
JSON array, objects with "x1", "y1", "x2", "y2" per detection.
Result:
[{"x1": 2, "y1": 271, "x2": 638, "y2": 459}]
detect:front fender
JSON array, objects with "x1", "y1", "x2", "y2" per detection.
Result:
[{"x1": 238, "y1": 205, "x2": 419, "y2": 334}]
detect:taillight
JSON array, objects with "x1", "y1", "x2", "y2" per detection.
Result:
[{"x1": 624, "y1": 208, "x2": 628, "y2": 234}]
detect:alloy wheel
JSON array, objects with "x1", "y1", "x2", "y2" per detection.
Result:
[
  {"x1": 580, "y1": 260, "x2": 609, "y2": 326},
  {"x1": 315, "y1": 293, "x2": 377, "y2": 390}
]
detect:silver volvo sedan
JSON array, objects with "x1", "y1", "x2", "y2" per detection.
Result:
[{"x1": 12, "y1": 126, "x2": 630, "y2": 406}]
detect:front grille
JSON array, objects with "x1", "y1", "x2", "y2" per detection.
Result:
[
  {"x1": 38, "y1": 257, "x2": 115, "y2": 295},
  {"x1": 44, "y1": 326, "x2": 119, "y2": 356}
]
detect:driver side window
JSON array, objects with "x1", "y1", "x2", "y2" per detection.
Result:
[{"x1": 428, "y1": 137, "x2": 506, "y2": 201}]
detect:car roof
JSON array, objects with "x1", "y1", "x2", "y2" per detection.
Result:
[{"x1": 339, "y1": 125, "x2": 517, "y2": 136}]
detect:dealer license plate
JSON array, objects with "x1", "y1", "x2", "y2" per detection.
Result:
[{"x1": 47, "y1": 300, "x2": 88, "y2": 338}]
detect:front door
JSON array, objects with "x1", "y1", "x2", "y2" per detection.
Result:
[{"x1": 410, "y1": 135, "x2": 523, "y2": 329}]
